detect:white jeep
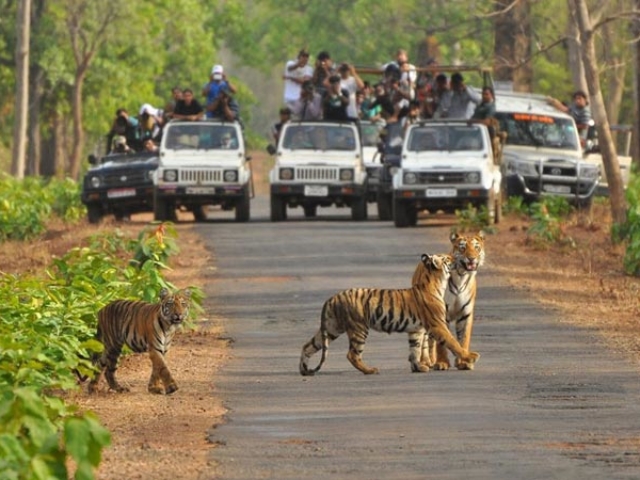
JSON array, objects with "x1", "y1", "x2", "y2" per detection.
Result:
[
  {"x1": 267, "y1": 120, "x2": 368, "y2": 221},
  {"x1": 392, "y1": 121, "x2": 502, "y2": 228},
  {"x1": 154, "y1": 119, "x2": 252, "y2": 222}
]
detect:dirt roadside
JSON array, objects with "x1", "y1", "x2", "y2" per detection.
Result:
[{"x1": 2, "y1": 154, "x2": 640, "y2": 479}]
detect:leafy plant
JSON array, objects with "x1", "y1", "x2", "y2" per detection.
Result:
[
  {"x1": 616, "y1": 173, "x2": 640, "y2": 275},
  {"x1": 526, "y1": 198, "x2": 574, "y2": 248},
  {"x1": 455, "y1": 203, "x2": 496, "y2": 233}
]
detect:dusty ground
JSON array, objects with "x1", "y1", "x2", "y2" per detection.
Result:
[{"x1": 3, "y1": 159, "x2": 640, "y2": 478}]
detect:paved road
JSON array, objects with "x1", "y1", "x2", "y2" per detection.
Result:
[{"x1": 197, "y1": 195, "x2": 640, "y2": 480}]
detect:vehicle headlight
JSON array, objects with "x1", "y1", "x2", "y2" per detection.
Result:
[
  {"x1": 163, "y1": 169, "x2": 178, "y2": 182},
  {"x1": 279, "y1": 168, "x2": 294, "y2": 180},
  {"x1": 224, "y1": 169, "x2": 238, "y2": 182},
  {"x1": 506, "y1": 160, "x2": 537, "y2": 176},
  {"x1": 579, "y1": 165, "x2": 599, "y2": 180},
  {"x1": 403, "y1": 172, "x2": 418, "y2": 185},
  {"x1": 389, "y1": 166, "x2": 399, "y2": 177},
  {"x1": 465, "y1": 172, "x2": 480, "y2": 183},
  {"x1": 339, "y1": 168, "x2": 354, "y2": 181},
  {"x1": 90, "y1": 176, "x2": 101, "y2": 188}
]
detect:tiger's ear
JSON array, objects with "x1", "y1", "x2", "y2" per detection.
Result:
[
  {"x1": 477, "y1": 231, "x2": 485, "y2": 240},
  {"x1": 450, "y1": 231, "x2": 461, "y2": 244},
  {"x1": 421, "y1": 253, "x2": 437, "y2": 269},
  {"x1": 159, "y1": 288, "x2": 170, "y2": 300},
  {"x1": 182, "y1": 288, "x2": 192, "y2": 299}
]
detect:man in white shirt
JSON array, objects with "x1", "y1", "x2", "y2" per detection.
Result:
[
  {"x1": 384, "y1": 49, "x2": 417, "y2": 101},
  {"x1": 337, "y1": 63, "x2": 364, "y2": 120},
  {"x1": 283, "y1": 49, "x2": 313, "y2": 110}
]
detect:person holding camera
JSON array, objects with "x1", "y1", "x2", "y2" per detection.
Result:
[
  {"x1": 106, "y1": 108, "x2": 140, "y2": 154},
  {"x1": 322, "y1": 75, "x2": 350, "y2": 121},
  {"x1": 203, "y1": 64, "x2": 237, "y2": 119},
  {"x1": 283, "y1": 49, "x2": 313, "y2": 111},
  {"x1": 290, "y1": 80, "x2": 322, "y2": 121},
  {"x1": 311, "y1": 51, "x2": 334, "y2": 97},
  {"x1": 207, "y1": 85, "x2": 240, "y2": 122}
]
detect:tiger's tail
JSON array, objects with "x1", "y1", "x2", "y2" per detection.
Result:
[{"x1": 299, "y1": 301, "x2": 331, "y2": 376}]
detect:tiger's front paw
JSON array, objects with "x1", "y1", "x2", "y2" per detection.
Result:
[
  {"x1": 411, "y1": 362, "x2": 430, "y2": 373},
  {"x1": 432, "y1": 361, "x2": 450, "y2": 371},
  {"x1": 459, "y1": 351, "x2": 480, "y2": 367},
  {"x1": 148, "y1": 385, "x2": 164, "y2": 395}
]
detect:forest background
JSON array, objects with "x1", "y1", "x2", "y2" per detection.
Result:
[{"x1": 0, "y1": 0, "x2": 638, "y2": 184}]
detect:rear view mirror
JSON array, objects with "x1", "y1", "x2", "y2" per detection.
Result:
[
  {"x1": 266, "y1": 144, "x2": 277, "y2": 155},
  {"x1": 88, "y1": 154, "x2": 98, "y2": 165}
]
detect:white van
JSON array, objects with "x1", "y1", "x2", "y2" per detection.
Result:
[
  {"x1": 494, "y1": 92, "x2": 600, "y2": 206},
  {"x1": 154, "y1": 120, "x2": 252, "y2": 222},
  {"x1": 267, "y1": 120, "x2": 368, "y2": 221}
]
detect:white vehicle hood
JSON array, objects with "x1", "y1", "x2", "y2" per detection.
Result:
[
  {"x1": 159, "y1": 149, "x2": 246, "y2": 168},
  {"x1": 503, "y1": 145, "x2": 582, "y2": 163},
  {"x1": 401, "y1": 151, "x2": 491, "y2": 169}
]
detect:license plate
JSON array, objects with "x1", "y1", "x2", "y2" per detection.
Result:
[
  {"x1": 107, "y1": 188, "x2": 136, "y2": 199},
  {"x1": 543, "y1": 184, "x2": 571, "y2": 194},
  {"x1": 186, "y1": 187, "x2": 216, "y2": 195},
  {"x1": 426, "y1": 188, "x2": 456, "y2": 198},
  {"x1": 304, "y1": 185, "x2": 328, "y2": 197}
]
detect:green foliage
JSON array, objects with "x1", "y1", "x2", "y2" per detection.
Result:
[
  {"x1": 503, "y1": 196, "x2": 529, "y2": 216},
  {"x1": 615, "y1": 174, "x2": 640, "y2": 275},
  {"x1": 526, "y1": 197, "x2": 575, "y2": 248},
  {"x1": 455, "y1": 203, "x2": 496, "y2": 234}
]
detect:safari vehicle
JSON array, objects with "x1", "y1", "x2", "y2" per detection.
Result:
[
  {"x1": 154, "y1": 119, "x2": 252, "y2": 222},
  {"x1": 494, "y1": 92, "x2": 600, "y2": 206},
  {"x1": 391, "y1": 121, "x2": 502, "y2": 228},
  {"x1": 582, "y1": 123, "x2": 632, "y2": 195},
  {"x1": 360, "y1": 120, "x2": 383, "y2": 203},
  {"x1": 267, "y1": 120, "x2": 368, "y2": 221},
  {"x1": 81, "y1": 151, "x2": 158, "y2": 224}
]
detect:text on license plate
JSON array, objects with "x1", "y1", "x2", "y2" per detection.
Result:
[
  {"x1": 304, "y1": 185, "x2": 328, "y2": 197},
  {"x1": 426, "y1": 188, "x2": 456, "y2": 198},
  {"x1": 543, "y1": 184, "x2": 571, "y2": 194},
  {"x1": 107, "y1": 188, "x2": 136, "y2": 199},
  {"x1": 186, "y1": 187, "x2": 216, "y2": 195}
]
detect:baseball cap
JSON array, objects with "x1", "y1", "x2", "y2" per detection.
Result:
[{"x1": 211, "y1": 64, "x2": 224, "y2": 80}]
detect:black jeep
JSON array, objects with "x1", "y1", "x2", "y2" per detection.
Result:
[{"x1": 80, "y1": 151, "x2": 158, "y2": 223}]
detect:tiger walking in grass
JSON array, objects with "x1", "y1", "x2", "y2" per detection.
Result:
[
  {"x1": 299, "y1": 253, "x2": 480, "y2": 375},
  {"x1": 84, "y1": 287, "x2": 191, "y2": 394}
]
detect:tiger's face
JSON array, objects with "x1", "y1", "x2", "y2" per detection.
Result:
[
  {"x1": 159, "y1": 288, "x2": 192, "y2": 324},
  {"x1": 418, "y1": 253, "x2": 454, "y2": 282},
  {"x1": 450, "y1": 232, "x2": 485, "y2": 272}
]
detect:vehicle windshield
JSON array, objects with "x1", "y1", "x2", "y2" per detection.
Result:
[
  {"x1": 361, "y1": 122, "x2": 382, "y2": 147},
  {"x1": 282, "y1": 125, "x2": 357, "y2": 151},
  {"x1": 164, "y1": 124, "x2": 240, "y2": 150},
  {"x1": 496, "y1": 112, "x2": 580, "y2": 150},
  {"x1": 406, "y1": 125, "x2": 484, "y2": 152}
]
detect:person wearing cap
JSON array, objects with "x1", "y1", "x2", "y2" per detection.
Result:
[
  {"x1": 173, "y1": 88, "x2": 205, "y2": 121},
  {"x1": 111, "y1": 135, "x2": 132, "y2": 154},
  {"x1": 207, "y1": 84, "x2": 240, "y2": 122},
  {"x1": 283, "y1": 49, "x2": 313, "y2": 111},
  {"x1": 311, "y1": 51, "x2": 335, "y2": 97},
  {"x1": 138, "y1": 103, "x2": 164, "y2": 143},
  {"x1": 290, "y1": 80, "x2": 322, "y2": 121},
  {"x1": 337, "y1": 63, "x2": 364, "y2": 119},
  {"x1": 202, "y1": 64, "x2": 237, "y2": 119},
  {"x1": 435, "y1": 72, "x2": 481, "y2": 119},
  {"x1": 322, "y1": 75, "x2": 350, "y2": 121}
]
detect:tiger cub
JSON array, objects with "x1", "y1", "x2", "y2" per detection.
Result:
[
  {"x1": 299, "y1": 253, "x2": 480, "y2": 375},
  {"x1": 413, "y1": 232, "x2": 485, "y2": 371},
  {"x1": 87, "y1": 288, "x2": 191, "y2": 394}
]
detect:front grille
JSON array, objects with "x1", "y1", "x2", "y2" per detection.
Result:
[
  {"x1": 295, "y1": 167, "x2": 338, "y2": 181},
  {"x1": 103, "y1": 170, "x2": 149, "y2": 186},
  {"x1": 418, "y1": 172, "x2": 468, "y2": 184},
  {"x1": 180, "y1": 169, "x2": 222, "y2": 184},
  {"x1": 542, "y1": 161, "x2": 577, "y2": 177}
]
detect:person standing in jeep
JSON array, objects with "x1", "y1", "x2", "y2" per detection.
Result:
[{"x1": 322, "y1": 75, "x2": 350, "y2": 121}]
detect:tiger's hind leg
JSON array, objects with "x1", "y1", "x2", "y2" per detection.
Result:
[
  {"x1": 101, "y1": 344, "x2": 129, "y2": 393},
  {"x1": 149, "y1": 350, "x2": 177, "y2": 395},
  {"x1": 408, "y1": 331, "x2": 430, "y2": 372},
  {"x1": 346, "y1": 328, "x2": 378, "y2": 374}
]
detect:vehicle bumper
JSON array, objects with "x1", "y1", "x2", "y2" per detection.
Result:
[
  {"x1": 81, "y1": 185, "x2": 155, "y2": 212},
  {"x1": 393, "y1": 186, "x2": 491, "y2": 210},
  {"x1": 505, "y1": 173, "x2": 597, "y2": 203},
  {"x1": 155, "y1": 184, "x2": 248, "y2": 203},
  {"x1": 271, "y1": 183, "x2": 367, "y2": 203}
]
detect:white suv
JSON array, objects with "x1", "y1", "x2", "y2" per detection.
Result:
[
  {"x1": 495, "y1": 92, "x2": 600, "y2": 206},
  {"x1": 154, "y1": 120, "x2": 252, "y2": 222},
  {"x1": 392, "y1": 121, "x2": 501, "y2": 228},
  {"x1": 267, "y1": 120, "x2": 368, "y2": 221}
]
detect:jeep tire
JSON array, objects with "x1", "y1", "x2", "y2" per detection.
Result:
[
  {"x1": 351, "y1": 195, "x2": 368, "y2": 221},
  {"x1": 376, "y1": 190, "x2": 393, "y2": 221},
  {"x1": 270, "y1": 194, "x2": 287, "y2": 222},
  {"x1": 87, "y1": 204, "x2": 103, "y2": 224},
  {"x1": 235, "y1": 189, "x2": 251, "y2": 222}
]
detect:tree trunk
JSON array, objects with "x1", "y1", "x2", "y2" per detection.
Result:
[
  {"x1": 11, "y1": 0, "x2": 31, "y2": 179},
  {"x1": 27, "y1": 64, "x2": 44, "y2": 176},
  {"x1": 69, "y1": 71, "x2": 86, "y2": 180},
  {"x1": 493, "y1": 0, "x2": 532, "y2": 92},
  {"x1": 566, "y1": 1, "x2": 588, "y2": 94},
  {"x1": 571, "y1": 0, "x2": 627, "y2": 225}
]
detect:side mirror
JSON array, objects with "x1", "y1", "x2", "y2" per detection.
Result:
[
  {"x1": 266, "y1": 144, "x2": 277, "y2": 155},
  {"x1": 88, "y1": 154, "x2": 98, "y2": 165}
]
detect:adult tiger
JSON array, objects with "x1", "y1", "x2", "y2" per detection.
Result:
[
  {"x1": 413, "y1": 231, "x2": 485, "y2": 371},
  {"x1": 85, "y1": 287, "x2": 191, "y2": 394},
  {"x1": 299, "y1": 253, "x2": 480, "y2": 375}
]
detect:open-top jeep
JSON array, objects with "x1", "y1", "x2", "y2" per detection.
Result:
[
  {"x1": 392, "y1": 120, "x2": 502, "y2": 228},
  {"x1": 154, "y1": 119, "x2": 252, "y2": 222},
  {"x1": 267, "y1": 120, "x2": 368, "y2": 221}
]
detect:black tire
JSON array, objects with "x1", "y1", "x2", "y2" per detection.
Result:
[
  {"x1": 193, "y1": 206, "x2": 207, "y2": 222},
  {"x1": 87, "y1": 204, "x2": 103, "y2": 224},
  {"x1": 376, "y1": 190, "x2": 393, "y2": 221},
  {"x1": 270, "y1": 194, "x2": 286, "y2": 222},
  {"x1": 303, "y1": 204, "x2": 317, "y2": 218},
  {"x1": 235, "y1": 189, "x2": 250, "y2": 222},
  {"x1": 351, "y1": 195, "x2": 368, "y2": 221},
  {"x1": 154, "y1": 193, "x2": 174, "y2": 222},
  {"x1": 393, "y1": 198, "x2": 411, "y2": 228}
]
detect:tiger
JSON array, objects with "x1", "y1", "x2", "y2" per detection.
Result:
[
  {"x1": 299, "y1": 253, "x2": 480, "y2": 376},
  {"x1": 85, "y1": 287, "x2": 191, "y2": 395},
  {"x1": 412, "y1": 231, "x2": 485, "y2": 371}
]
